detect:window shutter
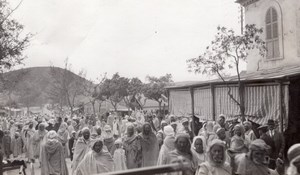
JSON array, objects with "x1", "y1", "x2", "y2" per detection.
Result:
[
  {"x1": 266, "y1": 9, "x2": 271, "y2": 24},
  {"x1": 265, "y1": 7, "x2": 280, "y2": 59},
  {"x1": 266, "y1": 24, "x2": 272, "y2": 39},
  {"x1": 273, "y1": 22, "x2": 278, "y2": 38},
  {"x1": 272, "y1": 8, "x2": 278, "y2": 22}
]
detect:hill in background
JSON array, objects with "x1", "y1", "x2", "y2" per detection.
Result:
[{"x1": 0, "y1": 67, "x2": 90, "y2": 107}]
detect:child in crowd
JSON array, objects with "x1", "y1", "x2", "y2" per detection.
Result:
[
  {"x1": 3, "y1": 130, "x2": 12, "y2": 159},
  {"x1": 113, "y1": 138, "x2": 127, "y2": 171},
  {"x1": 69, "y1": 131, "x2": 76, "y2": 161},
  {"x1": 11, "y1": 132, "x2": 23, "y2": 158}
]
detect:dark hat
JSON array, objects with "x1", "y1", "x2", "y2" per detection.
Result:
[
  {"x1": 170, "y1": 122, "x2": 177, "y2": 126},
  {"x1": 267, "y1": 119, "x2": 275, "y2": 125}
]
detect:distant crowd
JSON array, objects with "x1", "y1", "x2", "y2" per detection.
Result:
[{"x1": 0, "y1": 111, "x2": 300, "y2": 175}]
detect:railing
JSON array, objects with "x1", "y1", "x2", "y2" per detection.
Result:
[
  {"x1": 0, "y1": 152, "x2": 27, "y2": 175},
  {"x1": 99, "y1": 162, "x2": 191, "y2": 175}
]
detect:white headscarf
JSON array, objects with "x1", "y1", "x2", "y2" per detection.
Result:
[
  {"x1": 47, "y1": 130, "x2": 58, "y2": 141},
  {"x1": 164, "y1": 125, "x2": 175, "y2": 137},
  {"x1": 287, "y1": 157, "x2": 300, "y2": 175},
  {"x1": 191, "y1": 136, "x2": 206, "y2": 165},
  {"x1": 206, "y1": 139, "x2": 227, "y2": 167},
  {"x1": 192, "y1": 136, "x2": 206, "y2": 151}
]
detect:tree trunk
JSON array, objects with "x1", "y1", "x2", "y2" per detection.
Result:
[
  {"x1": 111, "y1": 100, "x2": 118, "y2": 112},
  {"x1": 70, "y1": 106, "x2": 73, "y2": 117},
  {"x1": 162, "y1": 103, "x2": 166, "y2": 119},
  {"x1": 238, "y1": 82, "x2": 245, "y2": 121},
  {"x1": 59, "y1": 99, "x2": 63, "y2": 113},
  {"x1": 27, "y1": 106, "x2": 30, "y2": 117},
  {"x1": 91, "y1": 100, "x2": 96, "y2": 115},
  {"x1": 67, "y1": 92, "x2": 74, "y2": 117},
  {"x1": 124, "y1": 98, "x2": 131, "y2": 113},
  {"x1": 158, "y1": 101, "x2": 162, "y2": 116},
  {"x1": 8, "y1": 93, "x2": 12, "y2": 118},
  {"x1": 137, "y1": 98, "x2": 144, "y2": 110},
  {"x1": 98, "y1": 101, "x2": 102, "y2": 115}
]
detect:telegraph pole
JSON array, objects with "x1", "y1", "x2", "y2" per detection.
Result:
[{"x1": 240, "y1": 5, "x2": 244, "y2": 34}]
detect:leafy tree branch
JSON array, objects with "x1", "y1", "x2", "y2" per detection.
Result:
[{"x1": 187, "y1": 24, "x2": 266, "y2": 117}]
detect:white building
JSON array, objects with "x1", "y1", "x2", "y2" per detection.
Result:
[
  {"x1": 237, "y1": 0, "x2": 300, "y2": 71},
  {"x1": 167, "y1": 0, "x2": 300, "y2": 138}
]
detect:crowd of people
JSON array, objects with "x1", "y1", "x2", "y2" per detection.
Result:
[{"x1": 0, "y1": 111, "x2": 300, "y2": 175}]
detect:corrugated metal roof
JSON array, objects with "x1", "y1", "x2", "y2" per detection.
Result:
[{"x1": 167, "y1": 64, "x2": 300, "y2": 89}]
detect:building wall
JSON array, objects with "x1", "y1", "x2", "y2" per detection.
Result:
[{"x1": 244, "y1": 0, "x2": 300, "y2": 72}]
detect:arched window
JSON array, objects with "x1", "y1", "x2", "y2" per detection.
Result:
[{"x1": 266, "y1": 7, "x2": 279, "y2": 59}]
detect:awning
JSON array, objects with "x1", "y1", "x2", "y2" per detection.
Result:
[
  {"x1": 243, "y1": 85, "x2": 288, "y2": 129},
  {"x1": 214, "y1": 86, "x2": 240, "y2": 119},
  {"x1": 194, "y1": 88, "x2": 213, "y2": 121},
  {"x1": 169, "y1": 89, "x2": 191, "y2": 116},
  {"x1": 168, "y1": 84, "x2": 289, "y2": 130}
]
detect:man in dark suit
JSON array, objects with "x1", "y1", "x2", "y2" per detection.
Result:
[
  {"x1": 53, "y1": 116, "x2": 62, "y2": 132},
  {"x1": 267, "y1": 120, "x2": 284, "y2": 165},
  {"x1": 258, "y1": 125, "x2": 276, "y2": 169}
]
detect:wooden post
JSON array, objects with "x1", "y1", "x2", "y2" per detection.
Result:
[
  {"x1": 0, "y1": 151, "x2": 3, "y2": 175},
  {"x1": 279, "y1": 82, "x2": 284, "y2": 133},
  {"x1": 167, "y1": 89, "x2": 170, "y2": 114},
  {"x1": 211, "y1": 84, "x2": 216, "y2": 121},
  {"x1": 240, "y1": 5, "x2": 244, "y2": 35},
  {"x1": 190, "y1": 87, "x2": 195, "y2": 137}
]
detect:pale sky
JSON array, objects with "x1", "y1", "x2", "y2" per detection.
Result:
[{"x1": 11, "y1": 0, "x2": 242, "y2": 82}]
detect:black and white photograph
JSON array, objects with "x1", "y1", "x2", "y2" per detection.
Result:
[{"x1": 0, "y1": 0, "x2": 300, "y2": 174}]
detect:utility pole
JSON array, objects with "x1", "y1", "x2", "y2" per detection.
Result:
[{"x1": 241, "y1": 5, "x2": 244, "y2": 34}]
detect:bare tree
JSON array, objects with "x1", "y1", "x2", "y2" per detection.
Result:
[
  {"x1": 47, "y1": 59, "x2": 87, "y2": 116},
  {"x1": 82, "y1": 73, "x2": 107, "y2": 115},
  {"x1": 187, "y1": 24, "x2": 266, "y2": 119}
]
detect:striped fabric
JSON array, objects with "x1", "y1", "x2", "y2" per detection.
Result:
[
  {"x1": 168, "y1": 85, "x2": 289, "y2": 130},
  {"x1": 194, "y1": 88, "x2": 213, "y2": 121},
  {"x1": 214, "y1": 86, "x2": 241, "y2": 118},
  {"x1": 244, "y1": 85, "x2": 288, "y2": 130},
  {"x1": 169, "y1": 89, "x2": 191, "y2": 116}
]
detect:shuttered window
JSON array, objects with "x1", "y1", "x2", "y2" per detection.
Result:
[{"x1": 266, "y1": 8, "x2": 280, "y2": 59}]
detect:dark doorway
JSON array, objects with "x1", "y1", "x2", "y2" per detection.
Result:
[{"x1": 285, "y1": 78, "x2": 300, "y2": 157}]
